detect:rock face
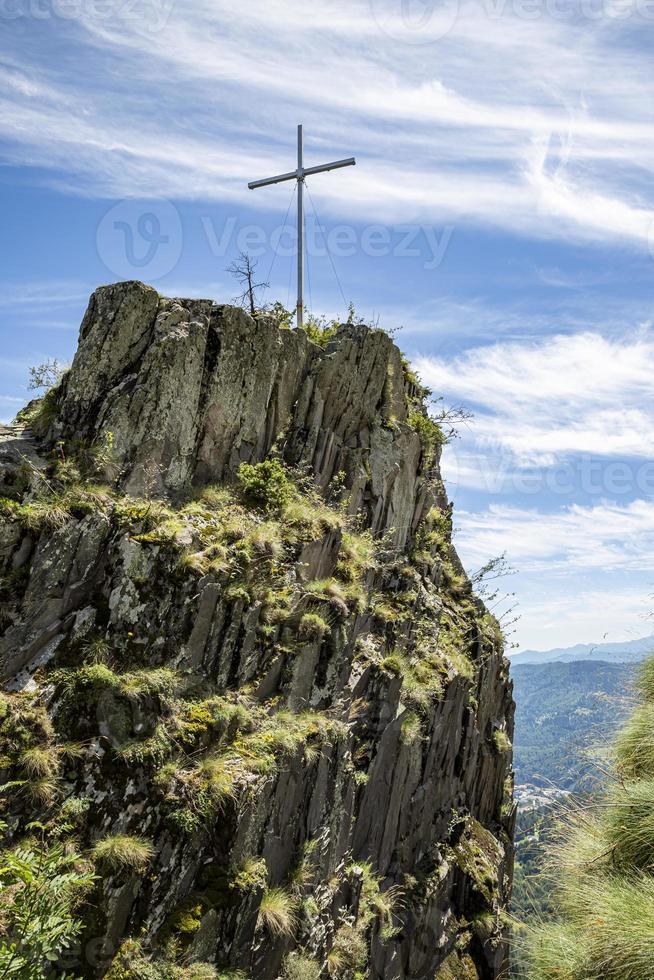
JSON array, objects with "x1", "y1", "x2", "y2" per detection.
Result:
[
  {"x1": 56, "y1": 282, "x2": 416, "y2": 531},
  {"x1": 0, "y1": 282, "x2": 515, "y2": 979}
]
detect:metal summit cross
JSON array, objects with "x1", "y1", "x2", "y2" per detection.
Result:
[{"x1": 248, "y1": 125, "x2": 356, "y2": 330}]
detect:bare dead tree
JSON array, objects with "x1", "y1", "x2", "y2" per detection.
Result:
[
  {"x1": 471, "y1": 553, "x2": 521, "y2": 644},
  {"x1": 431, "y1": 398, "x2": 474, "y2": 442},
  {"x1": 28, "y1": 358, "x2": 66, "y2": 392},
  {"x1": 471, "y1": 553, "x2": 515, "y2": 592},
  {"x1": 226, "y1": 251, "x2": 269, "y2": 315}
]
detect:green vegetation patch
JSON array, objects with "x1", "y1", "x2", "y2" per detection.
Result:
[
  {"x1": 155, "y1": 705, "x2": 347, "y2": 835},
  {"x1": 407, "y1": 409, "x2": 445, "y2": 458},
  {"x1": 107, "y1": 939, "x2": 220, "y2": 980},
  {"x1": 451, "y1": 816, "x2": 502, "y2": 904}
]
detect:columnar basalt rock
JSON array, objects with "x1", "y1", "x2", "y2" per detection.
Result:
[{"x1": 0, "y1": 282, "x2": 515, "y2": 979}]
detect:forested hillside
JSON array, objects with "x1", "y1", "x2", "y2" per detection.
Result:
[{"x1": 512, "y1": 660, "x2": 635, "y2": 796}]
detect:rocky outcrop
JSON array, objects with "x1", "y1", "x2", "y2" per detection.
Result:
[
  {"x1": 54, "y1": 282, "x2": 419, "y2": 547},
  {"x1": 0, "y1": 282, "x2": 515, "y2": 979}
]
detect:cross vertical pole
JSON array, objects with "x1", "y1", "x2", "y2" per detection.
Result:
[
  {"x1": 247, "y1": 128, "x2": 355, "y2": 329},
  {"x1": 297, "y1": 124, "x2": 304, "y2": 331}
]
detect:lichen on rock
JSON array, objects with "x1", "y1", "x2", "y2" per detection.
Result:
[{"x1": 0, "y1": 282, "x2": 514, "y2": 979}]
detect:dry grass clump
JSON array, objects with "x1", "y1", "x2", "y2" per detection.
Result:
[
  {"x1": 92, "y1": 834, "x2": 155, "y2": 873},
  {"x1": 257, "y1": 886, "x2": 299, "y2": 937}
]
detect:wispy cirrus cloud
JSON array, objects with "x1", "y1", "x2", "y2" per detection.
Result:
[
  {"x1": 1, "y1": 0, "x2": 654, "y2": 246},
  {"x1": 0, "y1": 280, "x2": 92, "y2": 310},
  {"x1": 416, "y1": 329, "x2": 654, "y2": 467},
  {"x1": 456, "y1": 498, "x2": 654, "y2": 573}
]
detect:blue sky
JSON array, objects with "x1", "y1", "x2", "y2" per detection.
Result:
[{"x1": 2, "y1": 0, "x2": 654, "y2": 650}]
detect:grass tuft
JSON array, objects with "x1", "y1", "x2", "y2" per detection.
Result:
[
  {"x1": 523, "y1": 653, "x2": 654, "y2": 978},
  {"x1": 492, "y1": 729, "x2": 512, "y2": 754},
  {"x1": 257, "y1": 886, "x2": 298, "y2": 937},
  {"x1": 637, "y1": 657, "x2": 654, "y2": 702},
  {"x1": 19, "y1": 745, "x2": 60, "y2": 778},
  {"x1": 298, "y1": 612, "x2": 330, "y2": 642},
  {"x1": 615, "y1": 702, "x2": 654, "y2": 779},
  {"x1": 92, "y1": 834, "x2": 155, "y2": 873}
]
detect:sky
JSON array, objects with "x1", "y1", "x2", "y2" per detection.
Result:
[{"x1": 1, "y1": 0, "x2": 654, "y2": 651}]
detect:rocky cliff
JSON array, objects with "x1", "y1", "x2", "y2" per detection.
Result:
[{"x1": 0, "y1": 281, "x2": 515, "y2": 980}]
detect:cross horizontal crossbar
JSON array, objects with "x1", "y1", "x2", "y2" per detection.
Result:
[
  {"x1": 248, "y1": 157, "x2": 356, "y2": 190},
  {"x1": 246, "y1": 126, "x2": 355, "y2": 332}
]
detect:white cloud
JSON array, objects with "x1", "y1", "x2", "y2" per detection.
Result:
[
  {"x1": 455, "y1": 498, "x2": 654, "y2": 573},
  {"x1": 416, "y1": 329, "x2": 654, "y2": 466},
  {"x1": 512, "y1": 585, "x2": 653, "y2": 651},
  {"x1": 412, "y1": 321, "x2": 654, "y2": 650},
  {"x1": 0, "y1": 0, "x2": 654, "y2": 245}
]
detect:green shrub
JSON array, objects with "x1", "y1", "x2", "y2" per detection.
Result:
[
  {"x1": 303, "y1": 313, "x2": 338, "y2": 348},
  {"x1": 15, "y1": 385, "x2": 62, "y2": 438},
  {"x1": 237, "y1": 459, "x2": 294, "y2": 511},
  {"x1": 59, "y1": 663, "x2": 179, "y2": 706},
  {"x1": 352, "y1": 860, "x2": 404, "y2": 935},
  {"x1": 18, "y1": 744, "x2": 60, "y2": 778},
  {"x1": 171, "y1": 901, "x2": 204, "y2": 936},
  {"x1": 158, "y1": 705, "x2": 343, "y2": 834},
  {"x1": 288, "y1": 839, "x2": 319, "y2": 894},
  {"x1": 92, "y1": 834, "x2": 155, "y2": 873},
  {"x1": 303, "y1": 575, "x2": 366, "y2": 617},
  {"x1": 15, "y1": 739, "x2": 61, "y2": 801},
  {"x1": 519, "y1": 920, "x2": 587, "y2": 980},
  {"x1": 616, "y1": 702, "x2": 654, "y2": 778},
  {"x1": 523, "y1": 653, "x2": 654, "y2": 978},
  {"x1": 245, "y1": 521, "x2": 283, "y2": 558},
  {"x1": 400, "y1": 712, "x2": 422, "y2": 745},
  {"x1": 407, "y1": 409, "x2": 444, "y2": 457},
  {"x1": 1, "y1": 495, "x2": 71, "y2": 533},
  {"x1": 336, "y1": 531, "x2": 376, "y2": 583},
  {"x1": 492, "y1": 729, "x2": 512, "y2": 754},
  {"x1": 282, "y1": 952, "x2": 321, "y2": 980},
  {"x1": 328, "y1": 922, "x2": 368, "y2": 973},
  {"x1": 604, "y1": 779, "x2": 654, "y2": 871},
  {"x1": 282, "y1": 494, "x2": 343, "y2": 541},
  {"x1": 107, "y1": 939, "x2": 220, "y2": 979},
  {"x1": 637, "y1": 657, "x2": 654, "y2": 701},
  {"x1": 23, "y1": 775, "x2": 60, "y2": 806},
  {"x1": 565, "y1": 874, "x2": 654, "y2": 978},
  {"x1": 202, "y1": 750, "x2": 239, "y2": 792},
  {"x1": 230, "y1": 856, "x2": 268, "y2": 893},
  {"x1": 380, "y1": 649, "x2": 444, "y2": 709},
  {"x1": 380, "y1": 654, "x2": 403, "y2": 676}
]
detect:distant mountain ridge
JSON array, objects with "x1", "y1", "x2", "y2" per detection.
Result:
[{"x1": 511, "y1": 633, "x2": 654, "y2": 665}]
